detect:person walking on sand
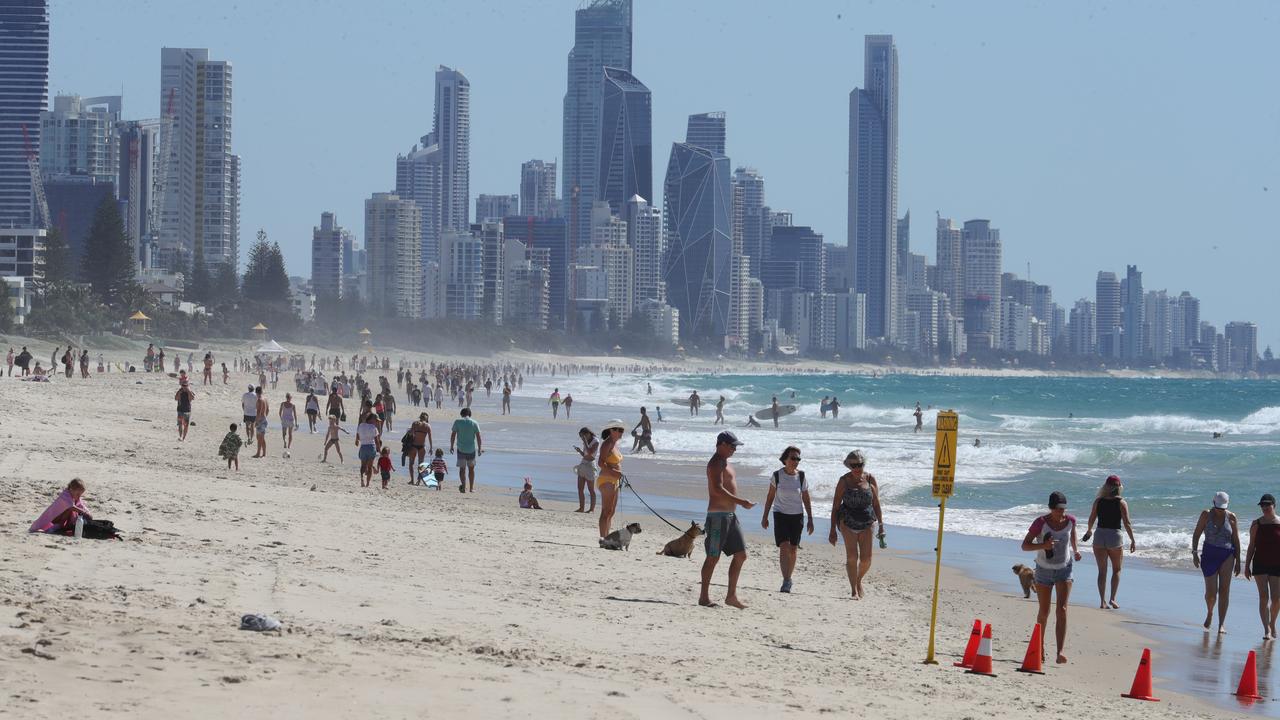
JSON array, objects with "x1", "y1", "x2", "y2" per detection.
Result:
[
  {"x1": 714, "y1": 396, "x2": 726, "y2": 425},
  {"x1": 1080, "y1": 475, "x2": 1137, "y2": 609},
  {"x1": 829, "y1": 451, "x2": 883, "y2": 599},
  {"x1": 355, "y1": 413, "x2": 380, "y2": 487},
  {"x1": 240, "y1": 385, "x2": 258, "y2": 443},
  {"x1": 699, "y1": 431, "x2": 754, "y2": 609},
  {"x1": 409, "y1": 412, "x2": 433, "y2": 468},
  {"x1": 1192, "y1": 491, "x2": 1241, "y2": 634},
  {"x1": 573, "y1": 427, "x2": 598, "y2": 513},
  {"x1": 1244, "y1": 494, "x2": 1280, "y2": 640},
  {"x1": 175, "y1": 377, "x2": 195, "y2": 441},
  {"x1": 322, "y1": 415, "x2": 348, "y2": 463},
  {"x1": 304, "y1": 391, "x2": 320, "y2": 433},
  {"x1": 913, "y1": 402, "x2": 923, "y2": 433},
  {"x1": 1021, "y1": 491, "x2": 1081, "y2": 664},
  {"x1": 596, "y1": 420, "x2": 626, "y2": 537},
  {"x1": 449, "y1": 407, "x2": 482, "y2": 493},
  {"x1": 5, "y1": 347, "x2": 13, "y2": 376},
  {"x1": 252, "y1": 386, "x2": 270, "y2": 458},
  {"x1": 279, "y1": 393, "x2": 298, "y2": 449},
  {"x1": 762, "y1": 445, "x2": 814, "y2": 593},
  {"x1": 550, "y1": 388, "x2": 561, "y2": 418}
]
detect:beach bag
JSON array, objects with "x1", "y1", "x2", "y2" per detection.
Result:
[{"x1": 81, "y1": 519, "x2": 121, "y2": 540}]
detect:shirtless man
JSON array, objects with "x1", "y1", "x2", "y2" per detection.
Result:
[
  {"x1": 699, "y1": 431, "x2": 755, "y2": 609},
  {"x1": 714, "y1": 396, "x2": 726, "y2": 425},
  {"x1": 771, "y1": 396, "x2": 781, "y2": 429},
  {"x1": 410, "y1": 412, "x2": 434, "y2": 467},
  {"x1": 252, "y1": 387, "x2": 270, "y2": 458},
  {"x1": 632, "y1": 407, "x2": 655, "y2": 454},
  {"x1": 689, "y1": 390, "x2": 701, "y2": 417},
  {"x1": 326, "y1": 387, "x2": 345, "y2": 422},
  {"x1": 279, "y1": 393, "x2": 298, "y2": 449}
]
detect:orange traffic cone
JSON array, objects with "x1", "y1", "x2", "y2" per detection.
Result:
[
  {"x1": 1015, "y1": 623, "x2": 1045, "y2": 675},
  {"x1": 954, "y1": 619, "x2": 982, "y2": 668},
  {"x1": 965, "y1": 623, "x2": 996, "y2": 677},
  {"x1": 1235, "y1": 650, "x2": 1264, "y2": 700},
  {"x1": 1120, "y1": 648, "x2": 1160, "y2": 701}
]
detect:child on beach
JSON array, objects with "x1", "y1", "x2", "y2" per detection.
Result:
[
  {"x1": 219, "y1": 423, "x2": 243, "y2": 470},
  {"x1": 322, "y1": 415, "x2": 348, "y2": 463},
  {"x1": 425, "y1": 449, "x2": 448, "y2": 489},
  {"x1": 377, "y1": 447, "x2": 394, "y2": 489},
  {"x1": 519, "y1": 479, "x2": 542, "y2": 510}
]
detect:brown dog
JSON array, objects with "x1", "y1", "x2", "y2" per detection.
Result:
[
  {"x1": 657, "y1": 521, "x2": 703, "y2": 558},
  {"x1": 1012, "y1": 564, "x2": 1035, "y2": 598}
]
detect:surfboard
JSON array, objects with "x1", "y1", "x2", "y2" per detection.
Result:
[
  {"x1": 755, "y1": 404, "x2": 798, "y2": 420},
  {"x1": 671, "y1": 397, "x2": 695, "y2": 407}
]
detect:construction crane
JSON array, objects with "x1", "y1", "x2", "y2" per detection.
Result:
[
  {"x1": 147, "y1": 87, "x2": 176, "y2": 258},
  {"x1": 21, "y1": 124, "x2": 49, "y2": 229}
]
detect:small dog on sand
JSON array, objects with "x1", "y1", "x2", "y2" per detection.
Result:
[
  {"x1": 656, "y1": 521, "x2": 703, "y2": 558},
  {"x1": 600, "y1": 523, "x2": 642, "y2": 551},
  {"x1": 1012, "y1": 564, "x2": 1035, "y2": 598}
]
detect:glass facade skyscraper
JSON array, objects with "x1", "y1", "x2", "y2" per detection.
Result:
[
  {"x1": 597, "y1": 67, "x2": 651, "y2": 218},
  {"x1": 684, "y1": 112, "x2": 725, "y2": 155},
  {"x1": 847, "y1": 34, "x2": 899, "y2": 343},
  {"x1": 562, "y1": 0, "x2": 632, "y2": 248},
  {"x1": 0, "y1": 0, "x2": 49, "y2": 228},
  {"x1": 662, "y1": 142, "x2": 733, "y2": 339}
]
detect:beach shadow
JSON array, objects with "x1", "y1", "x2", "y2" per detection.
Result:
[
  {"x1": 604, "y1": 595, "x2": 679, "y2": 606},
  {"x1": 768, "y1": 643, "x2": 828, "y2": 656},
  {"x1": 531, "y1": 540, "x2": 598, "y2": 549}
]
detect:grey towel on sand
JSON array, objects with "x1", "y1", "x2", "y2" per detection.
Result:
[{"x1": 239, "y1": 613, "x2": 282, "y2": 632}]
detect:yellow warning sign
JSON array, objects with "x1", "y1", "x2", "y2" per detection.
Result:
[{"x1": 931, "y1": 411, "x2": 959, "y2": 498}]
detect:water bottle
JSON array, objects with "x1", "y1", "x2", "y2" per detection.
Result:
[{"x1": 74, "y1": 515, "x2": 85, "y2": 539}]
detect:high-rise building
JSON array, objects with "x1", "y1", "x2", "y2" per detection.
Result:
[
  {"x1": 823, "y1": 243, "x2": 849, "y2": 292},
  {"x1": 440, "y1": 228, "x2": 484, "y2": 320},
  {"x1": 396, "y1": 137, "x2": 442, "y2": 265},
  {"x1": 732, "y1": 167, "x2": 765, "y2": 278},
  {"x1": 562, "y1": 0, "x2": 632, "y2": 248},
  {"x1": 1225, "y1": 321, "x2": 1258, "y2": 373},
  {"x1": 961, "y1": 219, "x2": 1001, "y2": 351},
  {"x1": 40, "y1": 95, "x2": 120, "y2": 183},
  {"x1": 117, "y1": 120, "x2": 160, "y2": 265},
  {"x1": 663, "y1": 141, "x2": 733, "y2": 339},
  {"x1": 311, "y1": 212, "x2": 344, "y2": 300},
  {"x1": 1001, "y1": 298, "x2": 1032, "y2": 353},
  {"x1": 1144, "y1": 289, "x2": 1171, "y2": 360},
  {"x1": 896, "y1": 211, "x2": 910, "y2": 277},
  {"x1": 158, "y1": 48, "x2": 236, "y2": 271},
  {"x1": 1095, "y1": 271, "x2": 1121, "y2": 357},
  {"x1": 520, "y1": 159, "x2": 557, "y2": 218},
  {"x1": 503, "y1": 215, "x2": 570, "y2": 329},
  {"x1": 1174, "y1": 291, "x2": 1201, "y2": 354},
  {"x1": 434, "y1": 65, "x2": 470, "y2": 234},
  {"x1": 43, "y1": 176, "x2": 113, "y2": 267},
  {"x1": 847, "y1": 34, "x2": 899, "y2": 343},
  {"x1": 475, "y1": 194, "x2": 518, "y2": 222},
  {"x1": 363, "y1": 193, "x2": 422, "y2": 318},
  {"x1": 503, "y1": 237, "x2": 551, "y2": 330},
  {"x1": 597, "y1": 67, "x2": 651, "y2": 218},
  {"x1": 579, "y1": 202, "x2": 633, "y2": 329},
  {"x1": 626, "y1": 194, "x2": 664, "y2": 305},
  {"x1": 762, "y1": 225, "x2": 825, "y2": 294},
  {"x1": 474, "y1": 220, "x2": 504, "y2": 324},
  {"x1": 1121, "y1": 264, "x2": 1144, "y2": 361},
  {"x1": 0, "y1": 0, "x2": 48, "y2": 229},
  {"x1": 685, "y1": 112, "x2": 726, "y2": 155},
  {"x1": 1068, "y1": 299, "x2": 1097, "y2": 356}
]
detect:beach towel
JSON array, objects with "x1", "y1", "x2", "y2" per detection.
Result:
[{"x1": 29, "y1": 490, "x2": 87, "y2": 533}]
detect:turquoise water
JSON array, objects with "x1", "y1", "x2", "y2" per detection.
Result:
[{"x1": 529, "y1": 372, "x2": 1280, "y2": 564}]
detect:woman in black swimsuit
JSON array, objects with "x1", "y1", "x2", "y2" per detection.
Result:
[
  {"x1": 827, "y1": 450, "x2": 883, "y2": 599},
  {"x1": 1245, "y1": 494, "x2": 1280, "y2": 640}
]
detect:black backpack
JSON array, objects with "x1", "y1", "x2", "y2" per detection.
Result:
[
  {"x1": 771, "y1": 469, "x2": 805, "y2": 487},
  {"x1": 81, "y1": 519, "x2": 122, "y2": 540}
]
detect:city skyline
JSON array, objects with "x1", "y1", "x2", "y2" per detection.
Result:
[{"x1": 41, "y1": 0, "x2": 1280, "y2": 345}]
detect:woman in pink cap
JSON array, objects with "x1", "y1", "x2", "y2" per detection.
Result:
[{"x1": 1080, "y1": 475, "x2": 1136, "y2": 609}]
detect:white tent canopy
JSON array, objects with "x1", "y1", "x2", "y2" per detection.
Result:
[{"x1": 255, "y1": 340, "x2": 289, "y2": 355}]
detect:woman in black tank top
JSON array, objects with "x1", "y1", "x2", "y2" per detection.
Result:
[{"x1": 1080, "y1": 475, "x2": 1135, "y2": 609}]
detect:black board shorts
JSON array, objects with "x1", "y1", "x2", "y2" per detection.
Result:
[{"x1": 773, "y1": 512, "x2": 804, "y2": 547}]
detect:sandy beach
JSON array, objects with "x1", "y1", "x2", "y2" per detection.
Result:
[{"x1": 0, "y1": 336, "x2": 1237, "y2": 718}]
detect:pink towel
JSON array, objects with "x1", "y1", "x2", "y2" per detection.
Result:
[{"x1": 29, "y1": 490, "x2": 87, "y2": 533}]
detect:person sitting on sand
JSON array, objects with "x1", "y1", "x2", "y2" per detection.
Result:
[
  {"x1": 519, "y1": 479, "x2": 542, "y2": 510},
  {"x1": 30, "y1": 478, "x2": 91, "y2": 534},
  {"x1": 219, "y1": 423, "x2": 244, "y2": 470}
]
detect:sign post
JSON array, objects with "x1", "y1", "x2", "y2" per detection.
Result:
[{"x1": 924, "y1": 410, "x2": 959, "y2": 664}]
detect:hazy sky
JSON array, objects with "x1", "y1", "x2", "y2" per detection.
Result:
[{"x1": 49, "y1": 1, "x2": 1280, "y2": 346}]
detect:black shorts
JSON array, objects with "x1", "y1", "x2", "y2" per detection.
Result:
[
  {"x1": 243, "y1": 415, "x2": 254, "y2": 426},
  {"x1": 773, "y1": 512, "x2": 804, "y2": 547},
  {"x1": 1253, "y1": 561, "x2": 1280, "y2": 577}
]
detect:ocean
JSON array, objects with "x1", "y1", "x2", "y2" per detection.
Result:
[{"x1": 525, "y1": 371, "x2": 1280, "y2": 566}]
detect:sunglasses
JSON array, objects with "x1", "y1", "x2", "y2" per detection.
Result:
[
  {"x1": 786, "y1": 456, "x2": 802, "y2": 463},
  {"x1": 848, "y1": 463, "x2": 864, "y2": 468}
]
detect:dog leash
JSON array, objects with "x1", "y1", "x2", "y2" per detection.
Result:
[{"x1": 620, "y1": 475, "x2": 684, "y2": 532}]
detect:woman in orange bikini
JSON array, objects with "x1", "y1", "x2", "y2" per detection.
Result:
[{"x1": 597, "y1": 419, "x2": 626, "y2": 538}]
